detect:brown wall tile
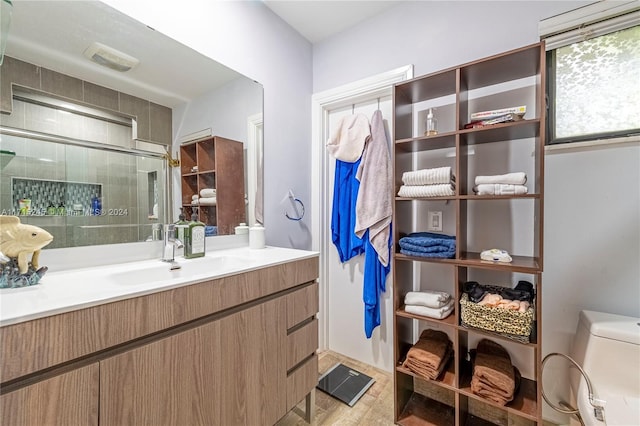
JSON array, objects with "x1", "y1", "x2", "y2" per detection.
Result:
[
  {"x1": 83, "y1": 82, "x2": 119, "y2": 111},
  {"x1": 40, "y1": 68, "x2": 83, "y2": 102},
  {"x1": 119, "y1": 93, "x2": 150, "y2": 141},
  {"x1": 149, "y1": 102, "x2": 172, "y2": 145},
  {"x1": 0, "y1": 57, "x2": 41, "y2": 113}
]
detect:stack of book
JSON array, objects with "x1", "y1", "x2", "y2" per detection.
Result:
[{"x1": 464, "y1": 106, "x2": 526, "y2": 129}]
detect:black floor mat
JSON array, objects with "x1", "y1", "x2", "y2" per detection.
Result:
[{"x1": 316, "y1": 363, "x2": 375, "y2": 407}]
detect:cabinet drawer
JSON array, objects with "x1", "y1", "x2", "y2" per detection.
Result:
[
  {"x1": 287, "y1": 318, "x2": 318, "y2": 370},
  {"x1": 286, "y1": 353, "x2": 318, "y2": 410},
  {"x1": 286, "y1": 282, "x2": 319, "y2": 329}
]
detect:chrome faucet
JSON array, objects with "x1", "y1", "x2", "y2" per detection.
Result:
[{"x1": 161, "y1": 224, "x2": 184, "y2": 264}]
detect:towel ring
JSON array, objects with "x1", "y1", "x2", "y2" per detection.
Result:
[{"x1": 285, "y1": 198, "x2": 305, "y2": 221}]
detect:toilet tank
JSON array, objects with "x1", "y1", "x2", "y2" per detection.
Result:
[{"x1": 570, "y1": 310, "x2": 640, "y2": 426}]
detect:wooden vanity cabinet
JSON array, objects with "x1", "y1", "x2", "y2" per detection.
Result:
[
  {"x1": 100, "y1": 296, "x2": 288, "y2": 426},
  {"x1": 0, "y1": 363, "x2": 99, "y2": 426},
  {"x1": 0, "y1": 256, "x2": 319, "y2": 426}
]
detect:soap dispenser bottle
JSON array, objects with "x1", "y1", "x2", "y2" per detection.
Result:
[
  {"x1": 185, "y1": 210, "x2": 205, "y2": 258},
  {"x1": 175, "y1": 208, "x2": 189, "y2": 243},
  {"x1": 425, "y1": 108, "x2": 438, "y2": 136}
]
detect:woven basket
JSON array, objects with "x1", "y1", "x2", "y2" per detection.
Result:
[{"x1": 459, "y1": 288, "x2": 534, "y2": 343}]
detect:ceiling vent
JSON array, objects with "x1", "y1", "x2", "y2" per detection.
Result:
[{"x1": 83, "y1": 42, "x2": 139, "y2": 72}]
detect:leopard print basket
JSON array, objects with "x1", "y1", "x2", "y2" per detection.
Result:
[{"x1": 459, "y1": 289, "x2": 534, "y2": 344}]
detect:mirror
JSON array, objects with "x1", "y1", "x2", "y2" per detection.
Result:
[{"x1": 0, "y1": 1, "x2": 263, "y2": 248}]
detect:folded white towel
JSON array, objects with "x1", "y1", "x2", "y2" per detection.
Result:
[
  {"x1": 398, "y1": 184, "x2": 455, "y2": 198},
  {"x1": 405, "y1": 299, "x2": 454, "y2": 320},
  {"x1": 404, "y1": 291, "x2": 451, "y2": 309},
  {"x1": 474, "y1": 172, "x2": 526, "y2": 185},
  {"x1": 402, "y1": 167, "x2": 455, "y2": 186},
  {"x1": 473, "y1": 184, "x2": 528, "y2": 196},
  {"x1": 200, "y1": 188, "x2": 216, "y2": 198},
  {"x1": 197, "y1": 197, "x2": 216, "y2": 206},
  {"x1": 192, "y1": 194, "x2": 199, "y2": 201}
]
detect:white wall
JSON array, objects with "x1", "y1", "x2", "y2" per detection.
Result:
[
  {"x1": 173, "y1": 76, "x2": 262, "y2": 145},
  {"x1": 171, "y1": 77, "x2": 263, "y2": 218},
  {"x1": 313, "y1": 1, "x2": 640, "y2": 423},
  {"x1": 102, "y1": 0, "x2": 314, "y2": 249},
  {"x1": 313, "y1": 1, "x2": 588, "y2": 92}
]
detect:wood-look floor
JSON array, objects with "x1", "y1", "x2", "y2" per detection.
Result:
[{"x1": 276, "y1": 350, "x2": 395, "y2": 426}]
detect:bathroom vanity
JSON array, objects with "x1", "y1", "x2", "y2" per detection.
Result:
[{"x1": 0, "y1": 247, "x2": 319, "y2": 426}]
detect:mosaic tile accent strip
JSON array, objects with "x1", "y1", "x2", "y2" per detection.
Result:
[{"x1": 11, "y1": 177, "x2": 102, "y2": 216}]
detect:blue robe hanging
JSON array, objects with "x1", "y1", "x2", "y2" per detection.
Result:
[
  {"x1": 363, "y1": 228, "x2": 391, "y2": 338},
  {"x1": 331, "y1": 158, "x2": 365, "y2": 262}
]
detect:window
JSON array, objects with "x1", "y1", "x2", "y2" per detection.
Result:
[{"x1": 541, "y1": 3, "x2": 640, "y2": 145}]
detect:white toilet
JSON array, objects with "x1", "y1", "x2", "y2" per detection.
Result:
[{"x1": 569, "y1": 310, "x2": 640, "y2": 426}]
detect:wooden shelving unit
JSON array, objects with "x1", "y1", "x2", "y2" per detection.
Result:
[
  {"x1": 392, "y1": 42, "x2": 545, "y2": 425},
  {"x1": 180, "y1": 136, "x2": 246, "y2": 235}
]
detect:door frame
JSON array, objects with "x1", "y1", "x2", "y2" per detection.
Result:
[{"x1": 310, "y1": 65, "x2": 413, "y2": 350}]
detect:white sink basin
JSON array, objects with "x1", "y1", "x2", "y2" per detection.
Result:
[
  {"x1": 0, "y1": 246, "x2": 319, "y2": 327},
  {"x1": 108, "y1": 255, "x2": 250, "y2": 286}
]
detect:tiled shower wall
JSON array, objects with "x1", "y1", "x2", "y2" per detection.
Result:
[
  {"x1": 1, "y1": 141, "x2": 165, "y2": 249},
  {"x1": 0, "y1": 55, "x2": 171, "y2": 249}
]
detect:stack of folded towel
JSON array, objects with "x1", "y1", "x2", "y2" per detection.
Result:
[
  {"x1": 404, "y1": 290, "x2": 454, "y2": 320},
  {"x1": 470, "y1": 339, "x2": 521, "y2": 405},
  {"x1": 192, "y1": 188, "x2": 216, "y2": 206},
  {"x1": 473, "y1": 172, "x2": 528, "y2": 195},
  {"x1": 402, "y1": 329, "x2": 453, "y2": 380},
  {"x1": 399, "y1": 232, "x2": 456, "y2": 259},
  {"x1": 397, "y1": 166, "x2": 455, "y2": 197}
]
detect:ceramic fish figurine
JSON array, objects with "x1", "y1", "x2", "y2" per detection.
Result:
[{"x1": 0, "y1": 215, "x2": 53, "y2": 274}]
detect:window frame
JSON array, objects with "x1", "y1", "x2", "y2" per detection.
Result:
[{"x1": 541, "y1": 3, "x2": 640, "y2": 146}]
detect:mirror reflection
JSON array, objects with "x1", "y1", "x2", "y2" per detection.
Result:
[{"x1": 0, "y1": 1, "x2": 263, "y2": 249}]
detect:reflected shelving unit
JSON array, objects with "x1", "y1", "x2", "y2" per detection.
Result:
[
  {"x1": 180, "y1": 136, "x2": 246, "y2": 235},
  {"x1": 392, "y1": 42, "x2": 545, "y2": 425}
]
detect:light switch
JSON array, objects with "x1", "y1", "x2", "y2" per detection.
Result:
[{"x1": 427, "y1": 211, "x2": 443, "y2": 232}]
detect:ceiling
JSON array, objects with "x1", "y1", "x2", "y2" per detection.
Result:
[
  {"x1": 264, "y1": 0, "x2": 400, "y2": 43},
  {"x1": 4, "y1": 1, "x2": 242, "y2": 108},
  {"x1": 4, "y1": 1, "x2": 400, "y2": 108}
]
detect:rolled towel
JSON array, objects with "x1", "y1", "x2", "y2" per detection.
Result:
[
  {"x1": 478, "y1": 293, "x2": 502, "y2": 307},
  {"x1": 404, "y1": 299, "x2": 455, "y2": 320},
  {"x1": 405, "y1": 290, "x2": 451, "y2": 308},
  {"x1": 197, "y1": 197, "x2": 216, "y2": 206},
  {"x1": 200, "y1": 188, "x2": 216, "y2": 198},
  {"x1": 473, "y1": 184, "x2": 528, "y2": 196},
  {"x1": 402, "y1": 167, "x2": 455, "y2": 186},
  {"x1": 474, "y1": 172, "x2": 526, "y2": 186},
  {"x1": 398, "y1": 184, "x2": 455, "y2": 198},
  {"x1": 192, "y1": 194, "x2": 199, "y2": 201}
]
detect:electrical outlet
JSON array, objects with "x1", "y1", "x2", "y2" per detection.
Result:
[{"x1": 427, "y1": 211, "x2": 443, "y2": 232}]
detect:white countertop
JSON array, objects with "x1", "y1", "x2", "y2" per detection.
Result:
[{"x1": 0, "y1": 246, "x2": 318, "y2": 327}]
